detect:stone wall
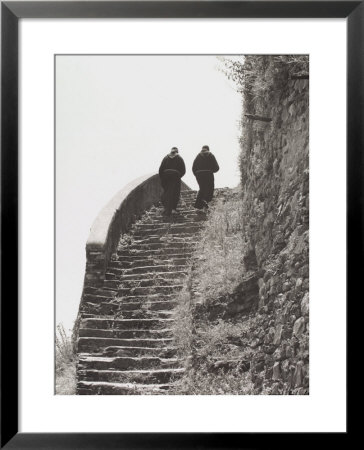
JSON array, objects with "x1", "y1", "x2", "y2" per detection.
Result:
[
  {"x1": 78, "y1": 173, "x2": 190, "y2": 313},
  {"x1": 239, "y1": 57, "x2": 309, "y2": 394}
]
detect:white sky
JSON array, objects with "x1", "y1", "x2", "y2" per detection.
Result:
[{"x1": 56, "y1": 55, "x2": 243, "y2": 332}]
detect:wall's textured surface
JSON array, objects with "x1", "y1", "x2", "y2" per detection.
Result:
[{"x1": 239, "y1": 58, "x2": 309, "y2": 394}]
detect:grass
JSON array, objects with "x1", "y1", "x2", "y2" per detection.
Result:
[
  {"x1": 170, "y1": 190, "x2": 256, "y2": 394},
  {"x1": 191, "y1": 190, "x2": 245, "y2": 306},
  {"x1": 55, "y1": 323, "x2": 77, "y2": 395}
]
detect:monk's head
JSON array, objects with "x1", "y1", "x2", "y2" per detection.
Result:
[
  {"x1": 201, "y1": 145, "x2": 210, "y2": 152},
  {"x1": 169, "y1": 147, "x2": 179, "y2": 157}
]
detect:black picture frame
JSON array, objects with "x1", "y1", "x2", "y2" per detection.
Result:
[{"x1": 1, "y1": 1, "x2": 359, "y2": 447}]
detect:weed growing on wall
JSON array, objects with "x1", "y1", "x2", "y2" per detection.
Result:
[
  {"x1": 55, "y1": 324, "x2": 77, "y2": 395},
  {"x1": 192, "y1": 190, "x2": 245, "y2": 306},
  {"x1": 171, "y1": 191, "x2": 256, "y2": 394}
]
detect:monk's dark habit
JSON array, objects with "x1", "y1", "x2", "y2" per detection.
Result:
[
  {"x1": 192, "y1": 146, "x2": 220, "y2": 209},
  {"x1": 159, "y1": 148, "x2": 186, "y2": 215}
]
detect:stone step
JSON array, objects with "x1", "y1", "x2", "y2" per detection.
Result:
[
  {"x1": 114, "y1": 310, "x2": 174, "y2": 320},
  {"x1": 104, "y1": 274, "x2": 186, "y2": 290},
  {"x1": 79, "y1": 328, "x2": 174, "y2": 339},
  {"x1": 78, "y1": 355, "x2": 181, "y2": 371},
  {"x1": 81, "y1": 302, "x2": 120, "y2": 316},
  {"x1": 82, "y1": 305, "x2": 175, "y2": 321},
  {"x1": 108, "y1": 259, "x2": 190, "y2": 272},
  {"x1": 134, "y1": 236, "x2": 200, "y2": 246},
  {"x1": 137, "y1": 209, "x2": 197, "y2": 218},
  {"x1": 146, "y1": 207, "x2": 197, "y2": 215},
  {"x1": 120, "y1": 270, "x2": 189, "y2": 286},
  {"x1": 170, "y1": 221, "x2": 203, "y2": 229},
  {"x1": 118, "y1": 284, "x2": 183, "y2": 296},
  {"x1": 153, "y1": 198, "x2": 195, "y2": 204},
  {"x1": 78, "y1": 368, "x2": 184, "y2": 384},
  {"x1": 141, "y1": 215, "x2": 206, "y2": 224},
  {"x1": 101, "y1": 345, "x2": 177, "y2": 358},
  {"x1": 173, "y1": 208, "x2": 198, "y2": 214},
  {"x1": 126, "y1": 242, "x2": 198, "y2": 251},
  {"x1": 117, "y1": 294, "x2": 175, "y2": 303},
  {"x1": 119, "y1": 275, "x2": 187, "y2": 289},
  {"x1": 151, "y1": 203, "x2": 200, "y2": 210},
  {"x1": 120, "y1": 270, "x2": 188, "y2": 281},
  {"x1": 117, "y1": 247, "x2": 194, "y2": 257},
  {"x1": 112, "y1": 254, "x2": 191, "y2": 264},
  {"x1": 147, "y1": 212, "x2": 200, "y2": 220},
  {"x1": 76, "y1": 381, "x2": 171, "y2": 395},
  {"x1": 130, "y1": 227, "x2": 169, "y2": 236},
  {"x1": 104, "y1": 276, "x2": 186, "y2": 290},
  {"x1": 173, "y1": 208, "x2": 199, "y2": 214},
  {"x1": 81, "y1": 314, "x2": 121, "y2": 320},
  {"x1": 131, "y1": 234, "x2": 200, "y2": 244},
  {"x1": 149, "y1": 219, "x2": 205, "y2": 226},
  {"x1": 134, "y1": 223, "x2": 202, "y2": 232},
  {"x1": 108, "y1": 260, "x2": 190, "y2": 276},
  {"x1": 80, "y1": 318, "x2": 174, "y2": 330},
  {"x1": 83, "y1": 293, "x2": 118, "y2": 304},
  {"x1": 106, "y1": 265, "x2": 187, "y2": 277},
  {"x1": 83, "y1": 286, "x2": 117, "y2": 297},
  {"x1": 102, "y1": 279, "x2": 121, "y2": 289},
  {"x1": 83, "y1": 287, "x2": 116, "y2": 297},
  {"x1": 180, "y1": 194, "x2": 197, "y2": 200},
  {"x1": 121, "y1": 264, "x2": 187, "y2": 275},
  {"x1": 180, "y1": 191, "x2": 196, "y2": 196},
  {"x1": 125, "y1": 236, "x2": 166, "y2": 245},
  {"x1": 78, "y1": 336, "x2": 174, "y2": 353},
  {"x1": 133, "y1": 220, "x2": 201, "y2": 229},
  {"x1": 117, "y1": 300, "x2": 177, "y2": 311}
]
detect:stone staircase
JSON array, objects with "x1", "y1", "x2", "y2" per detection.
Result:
[{"x1": 76, "y1": 189, "x2": 212, "y2": 394}]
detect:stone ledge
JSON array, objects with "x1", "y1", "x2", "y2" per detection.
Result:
[
  {"x1": 84, "y1": 173, "x2": 190, "y2": 289},
  {"x1": 87, "y1": 174, "x2": 158, "y2": 252}
]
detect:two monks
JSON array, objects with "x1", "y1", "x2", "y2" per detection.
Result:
[{"x1": 159, "y1": 145, "x2": 219, "y2": 216}]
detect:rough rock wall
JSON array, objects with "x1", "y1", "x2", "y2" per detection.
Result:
[{"x1": 240, "y1": 57, "x2": 309, "y2": 394}]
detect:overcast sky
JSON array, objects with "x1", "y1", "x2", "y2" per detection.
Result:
[{"x1": 56, "y1": 55, "x2": 243, "y2": 332}]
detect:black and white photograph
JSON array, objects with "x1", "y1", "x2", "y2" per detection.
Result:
[{"x1": 55, "y1": 54, "x2": 309, "y2": 396}]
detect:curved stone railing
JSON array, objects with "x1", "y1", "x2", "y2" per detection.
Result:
[{"x1": 82, "y1": 173, "x2": 190, "y2": 291}]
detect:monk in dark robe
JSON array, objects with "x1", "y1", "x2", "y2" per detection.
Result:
[
  {"x1": 192, "y1": 145, "x2": 219, "y2": 210},
  {"x1": 159, "y1": 147, "x2": 186, "y2": 215}
]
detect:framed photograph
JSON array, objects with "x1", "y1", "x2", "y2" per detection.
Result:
[{"x1": 1, "y1": 0, "x2": 358, "y2": 447}]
